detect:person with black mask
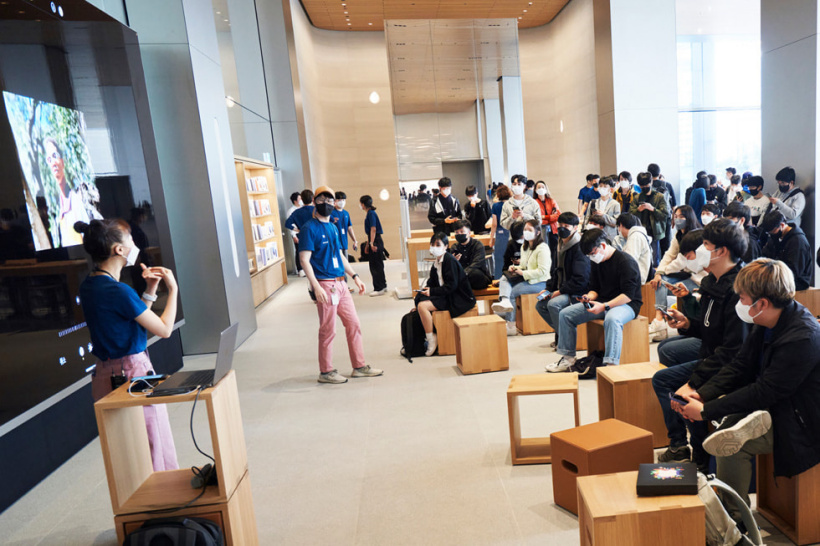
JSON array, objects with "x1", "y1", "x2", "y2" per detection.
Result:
[
  {"x1": 723, "y1": 201, "x2": 761, "y2": 264},
  {"x1": 450, "y1": 220, "x2": 491, "y2": 290},
  {"x1": 648, "y1": 163, "x2": 676, "y2": 256},
  {"x1": 705, "y1": 174, "x2": 728, "y2": 213},
  {"x1": 428, "y1": 177, "x2": 462, "y2": 235},
  {"x1": 463, "y1": 185, "x2": 491, "y2": 235},
  {"x1": 760, "y1": 210, "x2": 813, "y2": 290},
  {"x1": 502, "y1": 220, "x2": 526, "y2": 273},
  {"x1": 744, "y1": 176, "x2": 768, "y2": 225},
  {"x1": 630, "y1": 172, "x2": 669, "y2": 266},
  {"x1": 768, "y1": 166, "x2": 805, "y2": 227}
]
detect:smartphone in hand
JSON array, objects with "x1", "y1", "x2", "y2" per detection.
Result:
[{"x1": 669, "y1": 392, "x2": 689, "y2": 405}]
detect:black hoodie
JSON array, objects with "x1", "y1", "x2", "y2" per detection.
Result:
[{"x1": 761, "y1": 223, "x2": 812, "y2": 290}]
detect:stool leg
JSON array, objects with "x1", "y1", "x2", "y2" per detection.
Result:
[{"x1": 573, "y1": 391, "x2": 580, "y2": 427}]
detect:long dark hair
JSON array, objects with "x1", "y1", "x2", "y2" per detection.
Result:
[
  {"x1": 74, "y1": 219, "x2": 130, "y2": 263},
  {"x1": 522, "y1": 219, "x2": 544, "y2": 251},
  {"x1": 360, "y1": 195, "x2": 376, "y2": 210},
  {"x1": 674, "y1": 205, "x2": 701, "y2": 235}
]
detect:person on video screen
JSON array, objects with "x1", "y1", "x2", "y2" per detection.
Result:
[{"x1": 45, "y1": 137, "x2": 101, "y2": 247}]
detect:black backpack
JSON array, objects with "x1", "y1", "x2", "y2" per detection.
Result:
[
  {"x1": 570, "y1": 350, "x2": 604, "y2": 379},
  {"x1": 400, "y1": 310, "x2": 427, "y2": 362},
  {"x1": 123, "y1": 516, "x2": 224, "y2": 546}
]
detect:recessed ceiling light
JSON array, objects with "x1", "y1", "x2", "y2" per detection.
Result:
[
  {"x1": 368, "y1": 22, "x2": 373, "y2": 25},
  {"x1": 523, "y1": 9, "x2": 527, "y2": 12},
  {"x1": 348, "y1": 23, "x2": 352, "y2": 25},
  {"x1": 216, "y1": 10, "x2": 221, "y2": 14}
]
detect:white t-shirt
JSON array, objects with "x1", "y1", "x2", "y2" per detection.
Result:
[{"x1": 746, "y1": 195, "x2": 769, "y2": 221}]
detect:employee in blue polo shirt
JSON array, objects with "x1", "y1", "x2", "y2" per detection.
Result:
[
  {"x1": 330, "y1": 190, "x2": 358, "y2": 287},
  {"x1": 300, "y1": 185, "x2": 384, "y2": 384}
]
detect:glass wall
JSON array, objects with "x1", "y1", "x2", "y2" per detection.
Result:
[{"x1": 676, "y1": 1, "x2": 761, "y2": 186}]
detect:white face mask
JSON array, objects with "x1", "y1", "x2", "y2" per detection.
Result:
[
  {"x1": 701, "y1": 214, "x2": 715, "y2": 225},
  {"x1": 620, "y1": 181, "x2": 631, "y2": 190},
  {"x1": 440, "y1": 187, "x2": 451, "y2": 197},
  {"x1": 122, "y1": 245, "x2": 139, "y2": 267},
  {"x1": 512, "y1": 184, "x2": 525, "y2": 196},
  {"x1": 337, "y1": 200, "x2": 346, "y2": 209},
  {"x1": 297, "y1": 199, "x2": 303, "y2": 207},
  {"x1": 735, "y1": 299, "x2": 762, "y2": 324},
  {"x1": 523, "y1": 229, "x2": 536, "y2": 241},
  {"x1": 430, "y1": 245, "x2": 447, "y2": 257},
  {"x1": 536, "y1": 187, "x2": 548, "y2": 197},
  {"x1": 589, "y1": 246, "x2": 605, "y2": 264},
  {"x1": 598, "y1": 187, "x2": 611, "y2": 197}
]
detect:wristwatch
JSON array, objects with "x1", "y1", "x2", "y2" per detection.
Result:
[{"x1": 604, "y1": 304, "x2": 611, "y2": 312}]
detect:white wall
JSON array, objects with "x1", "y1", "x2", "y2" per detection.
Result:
[{"x1": 519, "y1": 0, "x2": 600, "y2": 215}]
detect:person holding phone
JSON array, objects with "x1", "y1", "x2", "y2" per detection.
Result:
[
  {"x1": 74, "y1": 219, "x2": 179, "y2": 471},
  {"x1": 500, "y1": 175, "x2": 541, "y2": 231},
  {"x1": 428, "y1": 176, "x2": 462, "y2": 235},
  {"x1": 651, "y1": 219, "x2": 748, "y2": 470}
]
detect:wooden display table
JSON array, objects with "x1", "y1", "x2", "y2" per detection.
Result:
[
  {"x1": 405, "y1": 233, "x2": 491, "y2": 290},
  {"x1": 756, "y1": 453, "x2": 820, "y2": 545},
  {"x1": 94, "y1": 371, "x2": 258, "y2": 545},
  {"x1": 551, "y1": 419, "x2": 654, "y2": 515},
  {"x1": 586, "y1": 316, "x2": 649, "y2": 365},
  {"x1": 506, "y1": 373, "x2": 580, "y2": 465},
  {"x1": 432, "y1": 307, "x2": 478, "y2": 356},
  {"x1": 597, "y1": 362, "x2": 668, "y2": 448},
  {"x1": 577, "y1": 470, "x2": 704, "y2": 545},
  {"x1": 515, "y1": 292, "x2": 553, "y2": 335},
  {"x1": 453, "y1": 315, "x2": 508, "y2": 374}
]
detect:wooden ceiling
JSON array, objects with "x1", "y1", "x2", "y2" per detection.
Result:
[{"x1": 301, "y1": 0, "x2": 571, "y2": 31}]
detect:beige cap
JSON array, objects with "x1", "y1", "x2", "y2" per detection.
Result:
[{"x1": 314, "y1": 185, "x2": 335, "y2": 199}]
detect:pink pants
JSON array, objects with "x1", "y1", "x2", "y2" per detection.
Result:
[
  {"x1": 92, "y1": 351, "x2": 179, "y2": 471},
  {"x1": 316, "y1": 279, "x2": 366, "y2": 373}
]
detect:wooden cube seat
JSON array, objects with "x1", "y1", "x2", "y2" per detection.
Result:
[
  {"x1": 756, "y1": 454, "x2": 820, "y2": 545},
  {"x1": 794, "y1": 288, "x2": 820, "y2": 317},
  {"x1": 639, "y1": 283, "x2": 656, "y2": 320},
  {"x1": 586, "y1": 315, "x2": 649, "y2": 365},
  {"x1": 597, "y1": 362, "x2": 668, "y2": 448},
  {"x1": 432, "y1": 307, "x2": 478, "y2": 356},
  {"x1": 453, "y1": 315, "x2": 508, "y2": 374},
  {"x1": 551, "y1": 419, "x2": 654, "y2": 515},
  {"x1": 473, "y1": 286, "x2": 500, "y2": 315},
  {"x1": 515, "y1": 292, "x2": 554, "y2": 335}
]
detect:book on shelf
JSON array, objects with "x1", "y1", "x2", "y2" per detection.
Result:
[
  {"x1": 251, "y1": 221, "x2": 276, "y2": 243},
  {"x1": 248, "y1": 198, "x2": 272, "y2": 218},
  {"x1": 245, "y1": 176, "x2": 269, "y2": 193},
  {"x1": 255, "y1": 242, "x2": 280, "y2": 267}
]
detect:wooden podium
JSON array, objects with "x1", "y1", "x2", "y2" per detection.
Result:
[{"x1": 94, "y1": 371, "x2": 258, "y2": 545}]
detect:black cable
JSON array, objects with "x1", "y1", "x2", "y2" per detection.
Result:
[{"x1": 190, "y1": 386, "x2": 215, "y2": 464}]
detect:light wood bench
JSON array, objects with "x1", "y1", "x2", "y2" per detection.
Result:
[
  {"x1": 432, "y1": 307, "x2": 479, "y2": 356},
  {"x1": 453, "y1": 315, "x2": 508, "y2": 375},
  {"x1": 757, "y1": 454, "x2": 820, "y2": 545},
  {"x1": 516, "y1": 292, "x2": 554, "y2": 335}
]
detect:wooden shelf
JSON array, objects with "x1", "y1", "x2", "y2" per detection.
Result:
[
  {"x1": 247, "y1": 191, "x2": 271, "y2": 196},
  {"x1": 249, "y1": 213, "x2": 274, "y2": 220},
  {"x1": 252, "y1": 256, "x2": 285, "y2": 276},
  {"x1": 252, "y1": 235, "x2": 277, "y2": 245},
  {"x1": 118, "y1": 469, "x2": 225, "y2": 513}
]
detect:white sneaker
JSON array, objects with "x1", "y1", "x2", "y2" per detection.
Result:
[
  {"x1": 425, "y1": 333, "x2": 438, "y2": 356},
  {"x1": 702, "y1": 410, "x2": 772, "y2": 457},
  {"x1": 545, "y1": 356, "x2": 576, "y2": 373},
  {"x1": 506, "y1": 322, "x2": 518, "y2": 336},
  {"x1": 298, "y1": 270, "x2": 306, "y2": 278},
  {"x1": 649, "y1": 318, "x2": 666, "y2": 335},
  {"x1": 369, "y1": 289, "x2": 387, "y2": 297},
  {"x1": 650, "y1": 328, "x2": 668, "y2": 342},
  {"x1": 492, "y1": 299, "x2": 514, "y2": 315},
  {"x1": 318, "y1": 370, "x2": 347, "y2": 384},
  {"x1": 351, "y1": 365, "x2": 384, "y2": 377}
]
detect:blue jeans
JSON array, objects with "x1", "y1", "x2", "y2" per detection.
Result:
[
  {"x1": 498, "y1": 277, "x2": 546, "y2": 323},
  {"x1": 654, "y1": 275, "x2": 698, "y2": 311},
  {"x1": 658, "y1": 335, "x2": 702, "y2": 367},
  {"x1": 650, "y1": 238, "x2": 661, "y2": 267},
  {"x1": 492, "y1": 228, "x2": 510, "y2": 280},
  {"x1": 536, "y1": 293, "x2": 571, "y2": 341},
  {"x1": 651, "y1": 360, "x2": 708, "y2": 452},
  {"x1": 557, "y1": 303, "x2": 637, "y2": 365}
]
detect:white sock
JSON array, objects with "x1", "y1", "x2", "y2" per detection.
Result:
[{"x1": 426, "y1": 332, "x2": 435, "y2": 342}]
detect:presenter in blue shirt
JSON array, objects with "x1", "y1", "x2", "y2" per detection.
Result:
[
  {"x1": 300, "y1": 186, "x2": 384, "y2": 384},
  {"x1": 74, "y1": 219, "x2": 180, "y2": 471}
]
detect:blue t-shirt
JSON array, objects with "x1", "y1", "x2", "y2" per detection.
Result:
[
  {"x1": 364, "y1": 209, "x2": 383, "y2": 235},
  {"x1": 578, "y1": 186, "x2": 600, "y2": 203},
  {"x1": 299, "y1": 218, "x2": 345, "y2": 279},
  {"x1": 330, "y1": 208, "x2": 353, "y2": 250},
  {"x1": 492, "y1": 201, "x2": 506, "y2": 233},
  {"x1": 79, "y1": 275, "x2": 148, "y2": 361},
  {"x1": 286, "y1": 206, "x2": 315, "y2": 232}
]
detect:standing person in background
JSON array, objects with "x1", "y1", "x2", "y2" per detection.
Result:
[
  {"x1": 578, "y1": 174, "x2": 600, "y2": 215},
  {"x1": 582, "y1": 177, "x2": 620, "y2": 239},
  {"x1": 630, "y1": 172, "x2": 669, "y2": 267},
  {"x1": 286, "y1": 191, "x2": 304, "y2": 277},
  {"x1": 463, "y1": 185, "x2": 491, "y2": 235},
  {"x1": 724, "y1": 167, "x2": 736, "y2": 190},
  {"x1": 726, "y1": 175, "x2": 745, "y2": 203},
  {"x1": 489, "y1": 184, "x2": 512, "y2": 280},
  {"x1": 301, "y1": 186, "x2": 383, "y2": 384},
  {"x1": 614, "y1": 213, "x2": 653, "y2": 283},
  {"x1": 768, "y1": 166, "x2": 806, "y2": 227},
  {"x1": 415, "y1": 184, "x2": 430, "y2": 212},
  {"x1": 285, "y1": 189, "x2": 315, "y2": 278},
  {"x1": 648, "y1": 163, "x2": 676, "y2": 257},
  {"x1": 533, "y1": 181, "x2": 560, "y2": 271},
  {"x1": 428, "y1": 177, "x2": 461, "y2": 235},
  {"x1": 331, "y1": 191, "x2": 358, "y2": 288},
  {"x1": 500, "y1": 176, "x2": 541, "y2": 231},
  {"x1": 687, "y1": 174, "x2": 709, "y2": 217},
  {"x1": 75, "y1": 219, "x2": 179, "y2": 471},
  {"x1": 615, "y1": 171, "x2": 639, "y2": 214},
  {"x1": 286, "y1": 191, "x2": 302, "y2": 220},
  {"x1": 706, "y1": 174, "x2": 728, "y2": 213},
  {"x1": 744, "y1": 176, "x2": 769, "y2": 226},
  {"x1": 525, "y1": 179, "x2": 535, "y2": 198},
  {"x1": 360, "y1": 195, "x2": 388, "y2": 296}
]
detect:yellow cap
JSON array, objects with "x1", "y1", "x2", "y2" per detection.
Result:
[{"x1": 314, "y1": 185, "x2": 335, "y2": 199}]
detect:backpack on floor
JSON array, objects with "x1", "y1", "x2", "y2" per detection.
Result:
[
  {"x1": 400, "y1": 310, "x2": 427, "y2": 362},
  {"x1": 698, "y1": 473, "x2": 763, "y2": 546},
  {"x1": 569, "y1": 350, "x2": 604, "y2": 379},
  {"x1": 123, "y1": 516, "x2": 224, "y2": 546}
]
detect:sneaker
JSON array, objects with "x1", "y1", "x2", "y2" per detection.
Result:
[
  {"x1": 691, "y1": 446, "x2": 711, "y2": 474},
  {"x1": 298, "y1": 270, "x2": 306, "y2": 278},
  {"x1": 318, "y1": 370, "x2": 347, "y2": 384},
  {"x1": 649, "y1": 318, "x2": 666, "y2": 335},
  {"x1": 351, "y1": 365, "x2": 384, "y2": 378},
  {"x1": 702, "y1": 410, "x2": 772, "y2": 457},
  {"x1": 545, "y1": 356, "x2": 576, "y2": 373},
  {"x1": 424, "y1": 333, "x2": 438, "y2": 356},
  {"x1": 549, "y1": 340, "x2": 557, "y2": 349},
  {"x1": 492, "y1": 299, "x2": 514, "y2": 314},
  {"x1": 657, "y1": 445, "x2": 691, "y2": 463},
  {"x1": 369, "y1": 289, "x2": 387, "y2": 297},
  {"x1": 506, "y1": 322, "x2": 518, "y2": 336},
  {"x1": 650, "y1": 328, "x2": 668, "y2": 342}
]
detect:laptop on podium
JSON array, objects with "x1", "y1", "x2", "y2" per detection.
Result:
[{"x1": 151, "y1": 323, "x2": 239, "y2": 395}]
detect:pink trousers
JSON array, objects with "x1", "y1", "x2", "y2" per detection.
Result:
[
  {"x1": 92, "y1": 351, "x2": 179, "y2": 471},
  {"x1": 316, "y1": 279, "x2": 366, "y2": 373}
]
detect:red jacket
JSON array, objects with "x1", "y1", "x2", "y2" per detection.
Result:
[{"x1": 536, "y1": 196, "x2": 560, "y2": 233}]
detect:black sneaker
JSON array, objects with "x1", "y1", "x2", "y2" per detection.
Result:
[
  {"x1": 657, "y1": 445, "x2": 691, "y2": 463},
  {"x1": 692, "y1": 446, "x2": 711, "y2": 474}
]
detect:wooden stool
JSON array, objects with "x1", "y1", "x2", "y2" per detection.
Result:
[
  {"x1": 506, "y1": 373, "x2": 580, "y2": 465},
  {"x1": 756, "y1": 454, "x2": 820, "y2": 545},
  {"x1": 586, "y1": 316, "x2": 649, "y2": 365},
  {"x1": 432, "y1": 307, "x2": 478, "y2": 356},
  {"x1": 453, "y1": 315, "x2": 508, "y2": 374},
  {"x1": 515, "y1": 292, "x2": 553, "y2": 335},
  {"x1": 551, "y1": 419, "x2": 654, "y2": 515},
  {"x1": 577, "y1": 323, "x2": 588, "y2": 351},
  {"x1": 577, "y1": 470, "x2": 705, "y2": 545},
  {"x1": 473, "y1": 286, "x2": 500, "y2": 315},
  {"x1": 639, "y1": 283, "x2": 656, "y2": 320},
  {"x1": 794, "y1": 288, "x2": 820, "y2": 317},
  {"x1": 597, "y1": 362, "x2": 668, "y2": 448}
]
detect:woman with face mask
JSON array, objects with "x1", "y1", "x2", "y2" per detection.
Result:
[
  {"x1": 414, "y1": 232, "x2": 477, "y2": 356},
  {"x1": 499, "y1": 176, "x2": 542, "y2": 232},
  {"x1": 492, "y1": 219, "x2": 552, "y2": 336},
  {"x1": 582, "y1": 177, "x2": 621, "y2": 240},
  {"x1": 74, "y1": 219, "x2": 180, "y2": 471},
  {"x1": 534, "y1": 181, "x2": 561, "y2": 271},
  {"x1": 490, "y1": 185, "x2": 513, "y2": 279}
]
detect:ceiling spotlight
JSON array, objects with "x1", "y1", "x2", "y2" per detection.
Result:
[
  {"x1": 523, "y1": 9, "x2": 528, "y2": 12},
  {"x1": 216, "y1": 10, "x2": 221, "y2": 14},
  {"x1": 57, "y1": 5, "x2": 63, "y2": 16},
  {"x1": 50, "y1": 1, "x2": 56, "y2": 12},
  {"x1": 348, "y1": 23, "x2": 352, "y2": 25},
  {"x1": 226, "y1": 96, "x2": 235, "y2": 108},
  {"x1": 368, "y1": 22, "x2": 373, "y2": 25}
]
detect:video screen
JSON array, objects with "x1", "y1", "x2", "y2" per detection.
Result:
[{"x1": 3, "y1": 91, "x2": 102, "y2": 251}]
